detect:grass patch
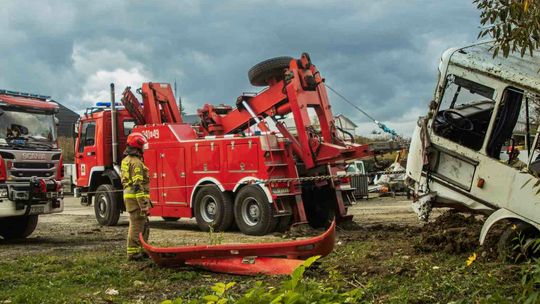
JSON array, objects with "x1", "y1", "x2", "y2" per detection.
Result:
[{"x1": 0, "y1": 229, "x2": 528, "y2": 303}]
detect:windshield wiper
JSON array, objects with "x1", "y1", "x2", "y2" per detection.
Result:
[{"x1": 4, "y1": 138, "x2": 53, "y2": 150}]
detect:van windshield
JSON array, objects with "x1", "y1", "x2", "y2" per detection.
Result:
[{"x1": 433, "y1": 75, "x2": 496, "y2": 151}]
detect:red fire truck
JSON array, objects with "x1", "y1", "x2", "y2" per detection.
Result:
[
  {"x1": 0, "y1": 90, "x2": 64, "y2": 239},
  {"x1": 74, "y1": 54, "x2": 373, "y2": 235}
]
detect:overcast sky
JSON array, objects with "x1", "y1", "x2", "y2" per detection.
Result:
[{"x1": 0, "y1": 0, "x2": 480, "y2": 137}]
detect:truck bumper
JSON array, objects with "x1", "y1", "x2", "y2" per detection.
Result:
[{"x1": 0, "y1": 182, "x2": 64, "y2": 218}]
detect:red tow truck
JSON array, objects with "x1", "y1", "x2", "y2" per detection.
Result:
[
  {"x1": 74, "y1": 54, "x2": 373, "y2": 235},
  {"x1": 0, "y1": 90, "x2": 64, "y2": 239}
]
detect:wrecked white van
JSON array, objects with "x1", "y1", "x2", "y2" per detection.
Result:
[{"x1": 406, "y1": 42, "x2": 540, "y2": 257}]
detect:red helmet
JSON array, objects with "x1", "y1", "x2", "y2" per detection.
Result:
[{"x1": 126, "y1": 132, "x2": 147, "y2": 149}]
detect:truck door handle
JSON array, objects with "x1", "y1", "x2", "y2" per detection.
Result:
[{"x1": 86, "y1": 152, "x2": 95, "y2": 156}]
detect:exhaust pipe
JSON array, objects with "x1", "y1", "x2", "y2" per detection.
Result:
[{"x1": 110, "y1": 83, "x2": 119, "y2": 168}]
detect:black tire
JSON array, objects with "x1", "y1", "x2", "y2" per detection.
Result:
[
  {"x1": 94, "y1": 184, "x2": 121, "y2": 226},
  {"x1": 234, "y1": 186, "x2": 278, "y2": 236},
  {"x1": 248, "y1": 56, "x2": 293, "y2": 86},
  {"x1": 498, "y1": 221, "x2": 539, "y2": 262},
  {"x1": 162, "y1": 217, "x2": 180, "y2": 222},
  {"x1": 193, "y1": 185, "x2": 234, "y2": 232},
  {"x1": 0, "y1": 215, "x2": 38, "y2": 239},
  {"x1": 302, "y1": 184, "x2": 336, "y2": 229}
]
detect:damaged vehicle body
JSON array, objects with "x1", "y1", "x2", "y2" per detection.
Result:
[{"x1": 406, "y1": 43, "x2": 540, "y2": 257}]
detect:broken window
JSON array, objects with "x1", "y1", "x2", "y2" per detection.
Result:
[
  {"x1": 488, "y1": 89, "x2": 540, "y2": 170},
  {"x1": 432, "y1": 75, "x2": 496, "y2": 150}
]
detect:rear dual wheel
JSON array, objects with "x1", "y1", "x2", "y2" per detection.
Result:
[
  {"x1": 234, "y1": 186, "x2": 278, "y2": 236},
  {"x1": 194, "y1": 185, "x2": 234, "y2": 232}
]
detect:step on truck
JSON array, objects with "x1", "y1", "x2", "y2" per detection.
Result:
[
  {"x1": 0, "y1": 90, "x2": 64, "y2": 239},
  {"x1": 74, "y1": 53, "x2": 380, "y2": 235},
  {"x1": 406, "y1": 42, "x2": 540, "y2": 259}
]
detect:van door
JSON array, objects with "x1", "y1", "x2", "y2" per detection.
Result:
[{"x1": 428, "y1": 74, "x2": 498, "y2": 192}]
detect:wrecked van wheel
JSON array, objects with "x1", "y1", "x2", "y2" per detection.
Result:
[
  {"x1": 234, "y1": 186, "x2": 277, "y2": 236},
  {"x1": 94, "y1": 184, "x2": 121, "y2": 226},
  {"x1": 498, "y1": 222, "x2": 539, "y2": 262},
  {"x1": 0, "y1": 215, "x2": 38, "y2": 239},
  {"x1": 248, "y1": 56, "x2": 293, "y2": 86},
  {"x1": 194, "y1": 186, "x2": 234, "y2": 232}
]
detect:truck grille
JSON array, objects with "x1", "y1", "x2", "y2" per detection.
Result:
[
  {"x1": 12, "y1": 162, "x2": 55, "y2": 169},
  {"x1": 10, "y1": 170, "x2": 55, "y2": 178},
  {"x1": 351, "y1": 175, "x2": 368, "y2": 199}
]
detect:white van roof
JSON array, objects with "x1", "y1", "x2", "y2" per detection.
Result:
[{"x1": 450, "y1": 43, "x2": 540, "y2": 93}]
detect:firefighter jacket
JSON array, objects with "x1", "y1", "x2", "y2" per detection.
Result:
[{"x1": 121, "y1": 154, "x2": 151, "y2": 212}]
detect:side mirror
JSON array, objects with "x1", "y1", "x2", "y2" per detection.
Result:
[
  {"x1": 72, "y1": 123, "x2": 79, "y2": 139},
  {"x1": 54, "y1": 116, "x2": 59, "y2": 126}
]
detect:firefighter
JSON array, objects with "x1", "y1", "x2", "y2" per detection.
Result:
[{"x1": 121, "y1": 132, "x2": 151, "y2": 261}]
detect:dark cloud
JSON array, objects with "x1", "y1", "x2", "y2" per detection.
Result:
[{"x1": 0, "y1": 0, "x2": 479, "y2": 136}]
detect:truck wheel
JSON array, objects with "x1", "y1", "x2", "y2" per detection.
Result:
[
  {"x1": 194, "y1": 186, "x2": 234, "y2": 232},
  {"x1": 94, "y1": 184, "x2": 121, "y2": 226},
  {"x1": 302, "y1": 184, "x2": 335, "y2": 229},
  {"x1": 0, "y1": 215, "x2": 38, "y2": 239},
  {"x1": 498, "y1": 222, "x2": 539, "y2": 262},
  {"x1": 234, "y1": 186, "x2": 278, "y2": 235},
  {"x1": 248, "y1": 56, "x2": 293, "y2": 86},
  {"x1": 162, "y1": 217, "x2": 180, "y2": 222}
]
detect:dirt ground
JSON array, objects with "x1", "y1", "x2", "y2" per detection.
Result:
[{"x1": 0, "y1": 195, "x2": 423, "y2": 258}]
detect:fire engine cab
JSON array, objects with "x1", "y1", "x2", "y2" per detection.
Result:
[
  {"x1": 0, "y1": 90, "x2": 64, "y2": 239},
  {"x1": 75, "y1": 54, "x2": 374, "y2": 235}
]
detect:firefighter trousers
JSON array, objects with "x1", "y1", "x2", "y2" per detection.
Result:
[{"x1": 127, "y1": 207, "x2": 149, "y2": 257}]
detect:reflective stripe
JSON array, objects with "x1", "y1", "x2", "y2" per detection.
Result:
[
  {"x1": 124, "y1": 193, "x2": 137, "y2": 199},
  {"x1": 127, "y1": 247, "x2": 142, "y2": 254},
  {"x1": 132, "y1": 175, "x2": 144, "y2": 181},
  {"x1": 135, "y1": 193, "x2": 150, "y2": 199}
]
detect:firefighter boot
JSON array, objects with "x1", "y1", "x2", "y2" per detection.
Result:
[{"x1": 127, "y1": 208, "x2": 149, "y2": 261}]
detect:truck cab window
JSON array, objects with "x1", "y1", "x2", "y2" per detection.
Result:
[
  {"x1": 123, "y1": 120, "x2": 135, "y2": 136},
  {"x1": 432, "y1": 75, "x2": 495, "y2": 150},
  {"x1": 78, "y1": 122, "x2": 96, "y2": 153}
]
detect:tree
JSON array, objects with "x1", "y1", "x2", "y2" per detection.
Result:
[{"x1": 475, "y1": 0, "x2": 540, "y2": 57}]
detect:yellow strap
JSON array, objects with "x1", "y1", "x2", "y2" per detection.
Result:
[{"x1": 127, "y1": 247, "x2": 142, "y2": 254}]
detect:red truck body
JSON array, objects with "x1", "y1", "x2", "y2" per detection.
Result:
[{"x1": 74, "y1": 54, "x2": 373, "y2": 235}]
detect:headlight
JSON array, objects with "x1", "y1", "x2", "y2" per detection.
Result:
[{"x1": 0, "y1": 187, "x2": 8, "y2": 198}]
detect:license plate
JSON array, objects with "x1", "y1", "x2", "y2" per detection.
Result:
[{"x1": 29, "y1": 205, "x2": 45, "y2": 215}]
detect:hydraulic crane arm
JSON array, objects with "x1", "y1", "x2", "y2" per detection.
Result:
[
  {"x1": 198, "y1": 53, "x2": 372, "y2": 169},
  {"x1": 122, "y1": 82, "x2": 182, "y2": 125}
]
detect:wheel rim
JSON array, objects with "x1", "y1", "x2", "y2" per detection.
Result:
[
  {"x1": 97, "y1": 195, "x2": 108, "y2": 218},
  {"x1": 200, "y1": 195, "x2": 217, "y2": 223},
  {"x1": 241, "y1": 197, "x2": 260, "y2": 227}
]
